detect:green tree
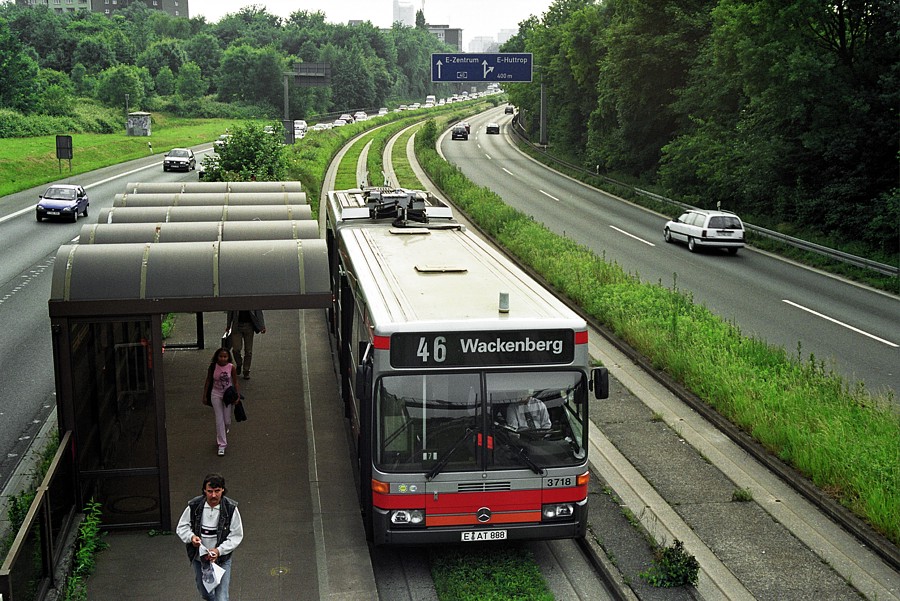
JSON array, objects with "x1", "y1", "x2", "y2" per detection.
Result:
[
  {"x1": 137, "y1": 39, "x2": 188, "y2": 78},
  {"x1": 155, "y1": 66, "x2": 175, "y2": 96},
  {"x1": 176, "y1": 61, "x2": 207, "y2": 100},
  {"x1": 96, "y1": 64, "x2": 145, "y2": 110},
  {"x1": 209, "y1": 122, "x2": 286, "y2": 181},
  {"x1": 217, "y1": 44, "x2": 285, "y2": 111},
  {"x1": 2, "y1": 4, "x2": 73, "y2": 72},
  {"x1": 0, "y1": 17, "x2": 39, "y2": 113},
  {"x1": 183, "y1": 32, "x2": 222, "y2": 89},
  {"x1": 73, "y1": 35, "x2": 117, "y2": 74}
]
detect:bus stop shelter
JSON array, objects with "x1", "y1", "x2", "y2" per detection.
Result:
[{"x1": 47, "y1": 188, "x2": 330, "y2": 531}]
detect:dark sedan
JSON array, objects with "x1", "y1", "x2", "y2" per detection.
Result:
[
  {"x1": 36, "y1": 184, "x2": 89, "y2": 222},
  {"x1": 451, "y1": 125, "x2": 469, "y2": 140},
  {"x1": 486, "y1": 122, "x2": 500, "y2": 134},
  {"x1": 163, "y1": 148, "x2": 196, "y2": 172}
]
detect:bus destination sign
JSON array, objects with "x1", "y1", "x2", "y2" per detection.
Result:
[{"x1": 390, "y1": 330, "x2": 574, "y2": 368}]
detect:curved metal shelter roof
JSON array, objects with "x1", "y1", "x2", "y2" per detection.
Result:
[
  {"x1": 96, "y1": 204, "x2": 312, "y2": 224},
  {"x1": 49, "y1": 239, "x2": 329, "y2": 317},
  {"x1": 124, "y1": 181, "x2": 303, "y2": 194},
  {"x1": 77, "y1": 220, "x2": 320, "y2": 244},
  {"x1": 114, "y1": 192, "x2": 308, "y2": 207}
]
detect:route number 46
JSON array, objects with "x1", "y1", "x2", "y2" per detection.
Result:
[{"x1": 416, "y1": 336, "x2": 446, "y2": 363}]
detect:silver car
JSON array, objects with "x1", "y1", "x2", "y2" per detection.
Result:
[{"x1": 664, "y1": 209, "x2": 745, "y2": 254}]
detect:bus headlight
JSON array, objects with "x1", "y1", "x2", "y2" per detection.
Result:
[
  {"x1": 390, "y1": 509, "x2": 425, "y2": 526},
  {"x1": 542, "y1": 503, "x2": 575, "y2": 520}
]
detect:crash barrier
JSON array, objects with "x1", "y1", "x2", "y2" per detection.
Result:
[
  {"x1": 508, "y1": 121, "x2": 898, "y2": 278},
  {"x1": 0, "y1": 432, "x2": 76, "y2": 601}
]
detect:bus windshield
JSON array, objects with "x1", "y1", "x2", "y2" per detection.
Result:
[{"x1": 375, "y1": 371, "x2": 587, "y2": 474}]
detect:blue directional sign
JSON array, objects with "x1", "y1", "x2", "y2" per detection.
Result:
[{"x1": 431, "y1": 53, "x2": 533, "y2": 83}]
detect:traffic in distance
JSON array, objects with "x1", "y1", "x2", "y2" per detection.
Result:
[{"x1": 326, "y1": 187, "x2": 608, "y2": 545}]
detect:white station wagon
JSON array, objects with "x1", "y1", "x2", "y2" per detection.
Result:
[{"x1": 664, "y1": 209, "x2": 745, "y2": 254}]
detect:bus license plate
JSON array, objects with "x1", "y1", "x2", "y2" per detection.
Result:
[{"x1": 461, "y1": 530, "x2": 506, "y2": 542}]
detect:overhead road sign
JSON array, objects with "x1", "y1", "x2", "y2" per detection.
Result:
[{"x1": 431, "y1": 53, "x2": 533, "y2": 83}]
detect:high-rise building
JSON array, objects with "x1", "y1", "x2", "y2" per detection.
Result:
[
  {"x1": 17, "y1": 0, "x2": 188, "y2": 18},
  {"x1": 393, "y1": 0, "x2": 415, "y2": 27}
]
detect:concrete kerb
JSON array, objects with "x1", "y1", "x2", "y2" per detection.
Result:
[{"x1": 0, "y1": 409, "x2": 60, "y2": 545}]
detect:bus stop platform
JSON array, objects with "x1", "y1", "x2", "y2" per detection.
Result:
[{"x1": 85, "y1": 309, "x2": 377, "y2": 600}]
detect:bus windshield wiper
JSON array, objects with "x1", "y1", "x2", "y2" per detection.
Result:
[
  {"x1": 512, "y1": 443, "x2": 544, "y2": 475},
  {"x1": 496, "y1": 427, "x2": 544, "y2": 475},
  {"x1": 426, "y1": 426, "x2": 474, "y2": 480}
]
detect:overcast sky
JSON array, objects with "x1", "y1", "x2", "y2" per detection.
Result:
[{"x1": 188, "y1": 0, "x2": 554, "y2": 47}]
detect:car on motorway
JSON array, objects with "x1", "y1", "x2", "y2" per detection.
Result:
[
  {"x1": 505, "y1": 105, "x2": 515, "y2": 114},
  {"x1": 378, "y1": 107, "x2": 389, "y2": 116},
  {"x1": 451, "y1": 125, "x2": 469, "y2": 140},
  {"x1": 214, "y1": 134, "x2": 231, "y2": 149},
  {"x1": 36, "y1": 184, "x2": 89, "y2": 222},
  {"x1": 163, "y1": 148, "x2": 196, "y2": 172},
  {"x1": 333, "y1": 118, "x2": 348, "y2": 127},
  {"x1": 664, "y1": 209, "x2": 746, "y2": 254},
  {"x1": 486, "y1": 122, "x2": 500, "y2": 134},
  {"x1": 339, "y1": 113, "x2": 354, "y2": 123}
]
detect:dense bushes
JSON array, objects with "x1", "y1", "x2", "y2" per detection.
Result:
[{"x1": 0, "y1": 103, "x2": 120, "y2": 137}]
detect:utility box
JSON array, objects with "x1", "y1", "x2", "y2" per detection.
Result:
[{"x1": 126, "y1": 112, "x2": 152, "y2": 136}]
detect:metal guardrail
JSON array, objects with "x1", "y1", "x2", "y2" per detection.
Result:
[
  {"x1": 0, "y1": 432, "x2": 77, "y2": 601},
  {"x1": 510, "y1": 121, "x2": 899, "y2": 278}
]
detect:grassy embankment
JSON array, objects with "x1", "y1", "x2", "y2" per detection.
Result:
[{"x1": 0, "y1": 116, "x2": 235, "y2": 198}]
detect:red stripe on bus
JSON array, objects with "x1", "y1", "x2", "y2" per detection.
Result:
[
  {"x1": 575, "y1": 330, "x2": 588, "y2": 345},
  {"x1": 426, "y1": 511, "x2": 542, "y2": 527},
  {"x1": 373, "y1": 335, "x2": 390, "y2": 350}
]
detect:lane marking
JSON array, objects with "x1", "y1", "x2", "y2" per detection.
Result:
[
  {"x1": 502, "y1": 167, "x2": 514, "y2": 176},
  {"x1": 539, "y1": 190, "x2": 560, "y2": 202},
  {"x1": 485, "y1": 153, "x2": 492, "y2": 160},
  {"x1": 782, "y1": 299, "x2": 898, "y2": 347},
  {"x1": 0, "y1": 147, "x2": 214, "y2": 225},
  {"x1": 610, "y1": 225, "x2": 655, "y2": 246}
]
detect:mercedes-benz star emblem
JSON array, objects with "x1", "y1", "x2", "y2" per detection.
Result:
[{"x1": 476, "y1": 507, "x2": 492, "y2": 523}]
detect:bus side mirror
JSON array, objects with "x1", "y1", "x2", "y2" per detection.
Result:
[
  {"x1": 355, "y1": 363, "x2": 372, "y2": 403},
  {"x1": 355, "y1": 342, "x2": 373, "y2": 402},
  {"x1": 592, "y1": 367, "x2": 609, "y2": 399}
]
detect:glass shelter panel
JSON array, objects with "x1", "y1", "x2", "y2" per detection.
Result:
[{"x1": 70, "y1": 319, "x2": 162, "y2": 527}]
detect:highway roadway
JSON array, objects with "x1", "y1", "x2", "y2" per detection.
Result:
[
  {"x1": 0, "y1": 149, "x2": 213, "y2": 489},
  {"x1": 439, "y1": 106, "x2": 899, "y2": 397}
]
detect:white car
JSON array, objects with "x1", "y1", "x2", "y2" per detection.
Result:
[
  {"x1": 664, "y1": 209, "x2": 746, "y2": 254},
  {"x1": 213, "y1": 134, "x2": 231, "y2": 148},
  {"x1": 377, "y1": 108, "x2": 388, "y2": 116}
]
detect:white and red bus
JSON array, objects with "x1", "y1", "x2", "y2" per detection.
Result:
[{"x1": 326, "y1": 188, "x2": 608, "y2": 545}]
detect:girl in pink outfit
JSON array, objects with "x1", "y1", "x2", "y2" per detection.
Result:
[{"x1": 202, "y1": 347, "x2": 240, "y2": 456}]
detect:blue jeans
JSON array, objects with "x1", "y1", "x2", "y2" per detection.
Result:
[{"x1": 191, "y1": 556, "x2": 232, "y2": 601}]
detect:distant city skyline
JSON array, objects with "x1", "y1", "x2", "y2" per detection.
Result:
[{"x1": 188, "y1": 0, "x2": 554, "y2": 48}]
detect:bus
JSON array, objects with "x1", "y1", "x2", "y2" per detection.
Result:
[{"x1": 326, "y1": 187, "x2": 609, "y2": 545}]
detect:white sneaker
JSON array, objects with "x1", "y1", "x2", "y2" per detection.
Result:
[{"x1": 217, "y1": 447, "x2": 225, "y2": 456}]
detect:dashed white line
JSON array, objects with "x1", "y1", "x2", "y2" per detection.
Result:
[
  {"x1": 539, "y1": 190, "x2": 560, "y2": 202},
  {"x1": 502, "y1": 167, "x2": 514, "y2": 176},
  {"x1": 610, "y1": 225, "x2": 655, "y2": 246},
  {"x1": 782, "y1": 299, "x2": 898, "y2": 347}
]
